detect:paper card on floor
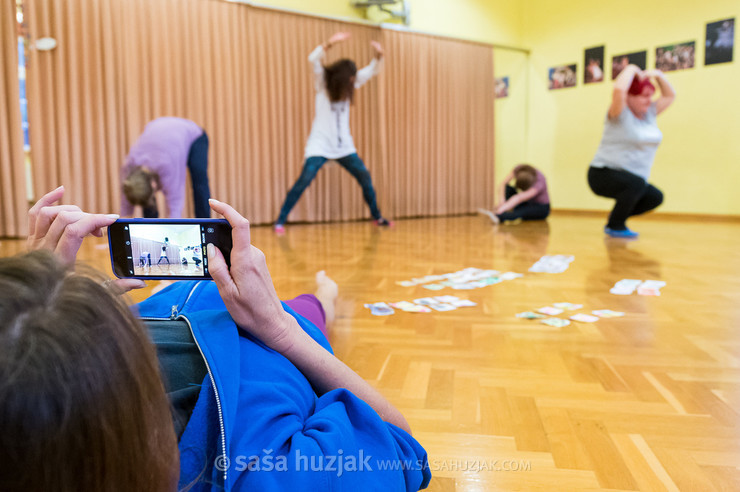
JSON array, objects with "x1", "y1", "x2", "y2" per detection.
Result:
[
  {"x1": 538, "y1": 306, "x2": 564, "y2": 315},
  {"x1": 422, "y1": 283, "x2": 445, "y2": 290},
  {"x1": 528, "y1": 255, "x2": 575, "y2": 274},
  {"x1": 640, "y1": 280, "x2": 666, "y2": 289},
  {"x1": 500, "y1": 272, "x2": 524, "y2": 281},
  {"x1": 637, "y1": 287, "x2": 661, "y2": 296},
  {"x1": 553, "y1": 302, "x2": 583, "y2": 310},
  {"x1": 428, "y1": 303, "x2": 457, "y2": 311},
  {"x1": 390, "y1": 301, "x2": 432, "y2": 313},
  {"x1": 610, "y1": 287, "x2": 635, "y2": 295},
  {"x1": 448, "y1": 299, "x2": 477, "y2": 307},
  {"x1": 433, "y1": 295, "x2": 461, "y2": 303},
  {"x1": 397, "y1": 280, "x2": 416, "y2": 287},
  {"x1": 468, "y1": 280, "x2": 489, "y2": 288},
  {"x1": 411, "y1": 298, "x2": 456, "y2": 311},
  {"x1": 540, "y1": 318, "x2": 570, "y2": 327},
  {"x1": 421, "y1": 275, "x2": 446, "y2": 283},
  {"x1": 637, "y1": 280, "x2": 666, "y2": 296},
  {"x1": 428, "y1": 295, "x2": 476, "y2": 307},
  {"x1": 364, "y1": 302, "x2": 395, "y2": 316},
  {"x1": 569, "y1": 313, "x2": 599, "y2": 323},
  {"x1": 610, "y1": 279, "x2": 642, "y2": 295},
  {"x1": 592, "y1": 309, "x2": 625, "y2": 318},
  {"x1": 451, "y1": 283, "x2": 477, "y2": 290},
  {"x1": 516, "y1": 311, "x2": 546, "y2": 319}
]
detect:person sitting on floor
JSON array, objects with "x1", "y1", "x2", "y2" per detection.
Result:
[{"x1": 479, "y1": 164, "x2": 550, "y2": 225}]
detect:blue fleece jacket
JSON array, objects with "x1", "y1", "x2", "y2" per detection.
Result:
[{"x1": 136, "y1": 281, "x2": 431, "y2": 491}]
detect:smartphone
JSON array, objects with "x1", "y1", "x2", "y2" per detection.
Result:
[{"x1": 108, "y1": 218, "x2": 232, "y2": 280}]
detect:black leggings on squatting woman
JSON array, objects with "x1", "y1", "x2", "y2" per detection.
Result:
[{"x1": 587, "y1": 167, "x2": 663, "y2": 230}]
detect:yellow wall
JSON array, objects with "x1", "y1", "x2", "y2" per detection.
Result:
[
  {"x1": 253, "y1": 0, "x2": 523, "y2": 46},
  {"x1": 254, "y1": 0, "x2": 740, "y2": 216},
  {"x1": 522, "y1": 0, "x2": 740, "y2": 216}
]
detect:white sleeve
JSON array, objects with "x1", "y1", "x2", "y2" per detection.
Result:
[
  {"x1": 354, "y1": 57, "x2": 383, "y2": 89},
  {"x1": 308, "y1": 45, "x2": 326, "y2": 91}
]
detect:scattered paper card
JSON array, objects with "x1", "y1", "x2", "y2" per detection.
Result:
[
  {"x1": 427, "y1": 296, "x2": 477, "y2": 307},
  {"x1": 637, "y1": 280, "x2": 666, "y2": 296},
  {"x1": 500, "y1": 272, "x2": 524, "y2": 281},
  {"x1": 398, "y1": 267, "x2": 522, "y2": 291},
  {"x1": 411, "y1": 298, "x2": 456, "y2": 311},
  {"x1": 592, "y1": 309, "x2": 625, "y2": 318},
  {"x1": 364, "y1": 302, "x2": 395, "y2": 316},
  {"x1": 611, "y1": 279, "x2": 666, "y2": 296},
  {"x1": 433, "y1": 295, "x2": 461, "y2": 303},
  {"x1": 516, "y1": 311, "x2": 547, "y2": 319},
  {"x1": 610, "y1": 279, "x2": 642, "y2": 295},
  {"x1": 447, "y1": 299, "x2": 477, "y2": 307},
  {"x1": 390, "y1": 301, "x2": 432, "y2": 313},
  {"x1": 529, "y1": 255, "x2": 575, "y2": 274},
  {"x1": 538, "y1": 306, "x2": 565, "y2": 315},
  {"x1": 569, "y1": 313, "x2": 599, "y2": 323},
  {"x1": 553, "y1": 302, "x2": 583, "y2": 310},
  {"x1": 540, "y1": 318, "x2": 571, "y2": 328},
  {"x1": 422, "y1": 283, "x2": 446, "y2": 290}
]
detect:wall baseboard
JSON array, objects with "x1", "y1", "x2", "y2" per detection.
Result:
[{"x1": 550, "y1": 209, "x2": 740, "y2": 223}]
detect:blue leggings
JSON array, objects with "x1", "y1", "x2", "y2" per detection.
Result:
[{"x1": 276, "y1": 153, "x2": 381, "y2": 224}]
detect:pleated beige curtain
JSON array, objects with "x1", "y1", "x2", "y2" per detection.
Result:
[
  {"x1": 25, "y1": 0, "x2": 252, "y2": 217},
  {"x1": 0, "y1": 1, "x2": 28, "y2": 237},
  {"x1": 380, "y1": 29, "x2": 495, "y2": 217},
  {"x1": 24, "y1": 0, "x2": 494, "y2": 224}
]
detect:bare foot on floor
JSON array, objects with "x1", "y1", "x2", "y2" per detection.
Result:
[
  {"x1": 477, "y1": 208, "x2": 500, "y2": 225},
  {"x1": 314, "y1": 270, "x2": 338, "y2": 326}
]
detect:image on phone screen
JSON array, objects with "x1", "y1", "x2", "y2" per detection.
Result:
[{"x1": 109, "y1": 219, "x2": 231, "y2": 280}]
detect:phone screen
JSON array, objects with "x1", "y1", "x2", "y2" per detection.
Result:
[{"x1": 108, "y1": 219, "x2": 232, "y2": 280}]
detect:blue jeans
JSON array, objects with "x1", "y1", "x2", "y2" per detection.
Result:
[{"x1": 276, "y1": 153, "x2": 381, "y2": 224}]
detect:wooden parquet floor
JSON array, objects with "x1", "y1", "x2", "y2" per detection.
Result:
[{"x1": 2, "y1": 213, "x2": 739, "y2": 491}]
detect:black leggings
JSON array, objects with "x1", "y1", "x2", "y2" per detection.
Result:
[
  {"x1": 498, "y1": 185, "x2": 550, "y2": 222},
  {"x1": 587, "y1": 167, "x2": 663, "y2": 230}
]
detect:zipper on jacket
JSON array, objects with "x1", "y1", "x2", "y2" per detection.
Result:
[
  {"x1": 179, "y1": 314, "x2": 228, "y2": 484},
  {"x1": 140, "y1": 281, "x2": 228, "y2": 484}
]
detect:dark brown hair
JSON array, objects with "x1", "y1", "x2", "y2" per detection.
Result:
[
  {"x1": 514, "y1": 164, "x2": 537, "y2": 191},
  {"x1": 123, "y1": 166, "x2": 160, "y2": 208},
  {"x1": 324, "y1": 59, "x2": 357, "y2": 103},
  {"x1": 0, "y1": 251, "x2": 178, "y2": 491}
]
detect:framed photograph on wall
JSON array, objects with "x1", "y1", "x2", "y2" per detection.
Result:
[
  {"x1": 656, "y1": 41, "x2": 695, "y2": 71},
  {"x1": 584, "y1": 46, "x2": 605, "y2": 84},
  {"x1": 548, "y1": 64, "x2": 576, "y2": 90},
  {"x1": 705, "y1": 18, "x2": 734, "y2": 65},
  {"x1": 495, "y1": 77, "x2": 509, "y2": 98},
  {"x1": 612, "y1": 50, "x2": 646, "y2": 79}
]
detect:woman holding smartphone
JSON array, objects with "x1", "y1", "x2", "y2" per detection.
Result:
[{"x1": 0, "y1": 186, "x2": 430, "y2": 491}]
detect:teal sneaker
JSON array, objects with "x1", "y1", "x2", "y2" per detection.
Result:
[{"x1": 604, "y1": 226, "x2": 638, "y2": 238}]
